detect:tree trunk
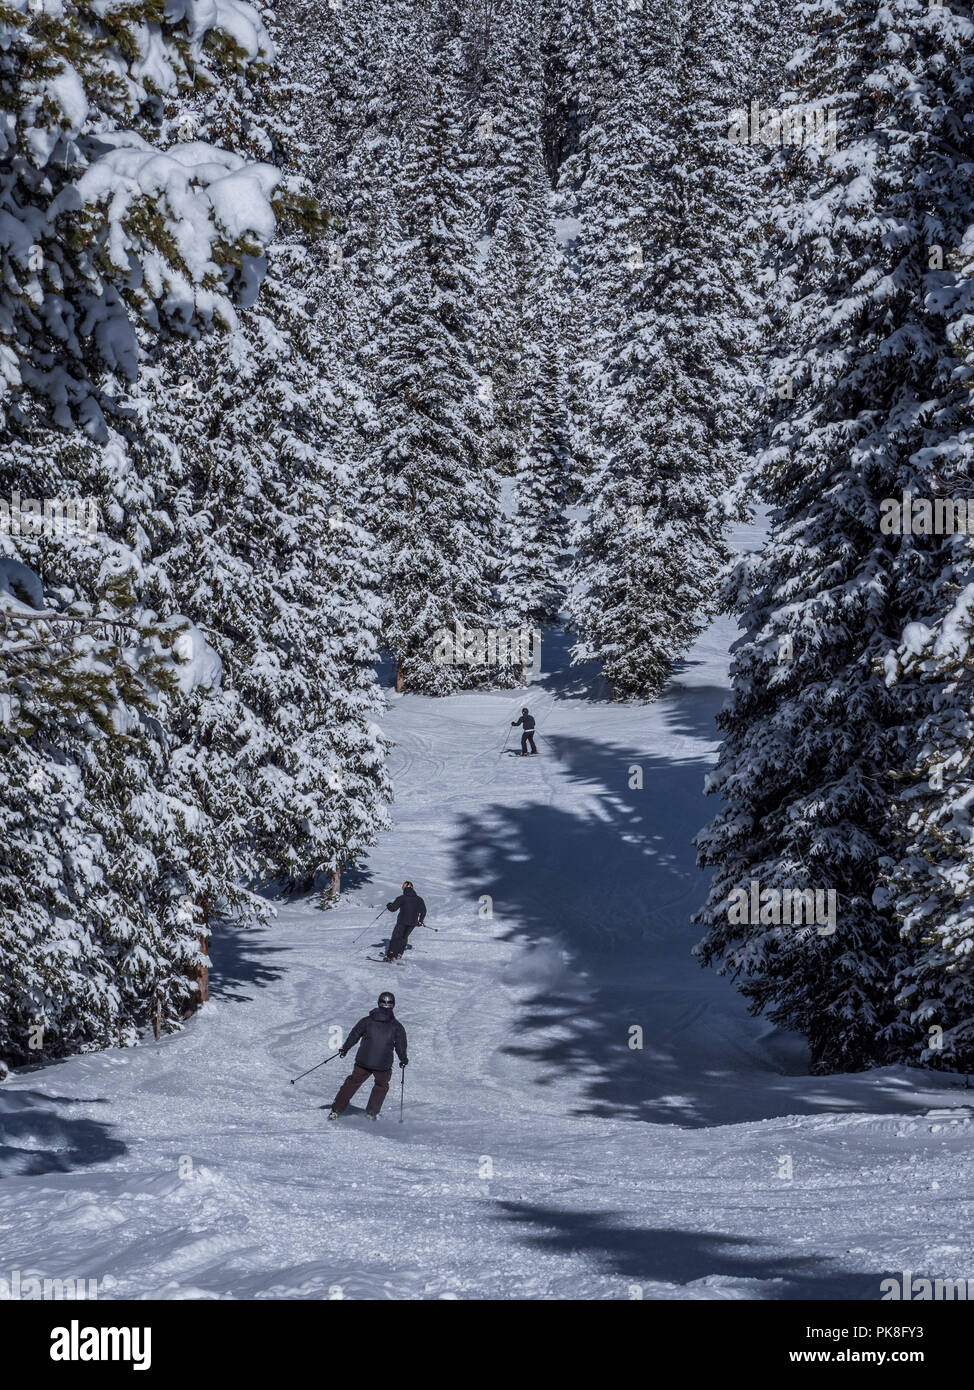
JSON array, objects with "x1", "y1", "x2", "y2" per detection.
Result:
[
  {"x1": 196, "y1": 931, "x2": 211, "y2": 1003},
  {"x1": 183, "y1": 900, "x2": 211, "y2": 1017},
  {"x1": 395, "y1": 663, "x2": 405, "y2": 693}
]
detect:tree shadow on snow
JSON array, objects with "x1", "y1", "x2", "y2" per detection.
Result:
[
  {"x1": 332, "y1": 864, "x2": 378, "y2": 895},
  {"x1": 531, "y1": 627, "x2": 613, "y2": 703},
  {"x1": 453, "y1": 726, "x2": 959, "y2": 1127},
  {"x1": 650, "y1": 683, "x2": 732, "y2": 747},
  {"x1": 530, "y1": 629, "x2": 732, "y2": 752},
  {"x1": 0, "y1": 1088, "x2": 126, "y2": 1177},
  {"x1": 209, "y1": 923, "x2": 289, "y2": 1004},
  {"x1": 493, "y1": 1201, "x2": 881, "y2": 1299}
]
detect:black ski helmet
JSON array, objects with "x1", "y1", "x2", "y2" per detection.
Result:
[
  {"x1": 522, "y1": 707, "x2": 529, "y2": 713},
  {"x1": 402, "y1": 879, "x2": 413, "y2": 890},
  {"x1": 378, "y1": 992, "x2": 395, "y2": 1010}
]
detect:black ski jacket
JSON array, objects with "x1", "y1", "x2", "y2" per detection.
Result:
[
  {"x1": 386, "y1": 886, "x2": 426, "y2": 927},
  {"x1": 343, "y1": 1006, "x2": 408, "y2": 1071},
  {"x1": 513, "y1": 713, "x2": 536, "y2": 731}
]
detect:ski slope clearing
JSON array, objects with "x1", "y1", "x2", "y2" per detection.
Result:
[{"x1": 2, "y1": 533, "x2": 973, "y2": 1300}]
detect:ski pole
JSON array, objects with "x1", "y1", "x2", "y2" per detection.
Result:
[
  {"x1": 498, "y1": 700, "x2": 525, "y2": 756},
  {"x1": 419, "y1": 922, "x2": 439, "y2": 933},
  {"x1": 399, "y1": 1066, "x2": 405, "y2": 1124},
  {"x1": 289, "y1": 1051, "x2": 342, "y2": 1084},
  {"x1": 353, "y1": 908, "x2": 386, "y2": 945}
]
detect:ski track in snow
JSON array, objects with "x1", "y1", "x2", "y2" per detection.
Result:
[{"x1": 2, "y1": 524, "x2": 974, "y2": 1301}]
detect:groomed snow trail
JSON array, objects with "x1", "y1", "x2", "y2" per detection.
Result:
[{"x1": 3, "y1": 551, "x2": 973, "y2": 1299}]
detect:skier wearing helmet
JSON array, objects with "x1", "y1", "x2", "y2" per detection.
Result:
[
  {"x1": 383, "y1": 880, "x2": 427, "y2": 961},
  {"x1": 328, "y1": 992, "x2": 408, "y2": 1120},
  {"x1": 511, "y1": 707, "x2": 537, "y2": 756}
]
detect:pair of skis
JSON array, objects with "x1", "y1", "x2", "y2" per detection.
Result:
[
  {"x1": 366, "y1": 919, "x2": 436, "y2": 963},
  {"x1": 366, "y1": 939, "x2": 409, "y2": 964}
]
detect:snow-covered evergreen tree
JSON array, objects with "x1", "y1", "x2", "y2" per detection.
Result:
[
  {"x1": 105, "y1": 7, "x2": 391, "y2": 892},
  {"x1": 568, "y1": 0, "x2": 759, "y2": 699},
  {"x1": 369, "y1": 9, "x2": 503, "y2": 695},
  {"x1": 0, "y1": 0, "x2": 392, "y2": 1073},
  {"x1": 476, "y1": 19, "x2": 550, "y2": 479},
  {"x1": 0, "y1": 0, "x2": 282, "y2": 434},
  {"x1": 695, "y1": 0, "x2": 974, "y2": 1072},
  {"x1": 882, "y1": 206, "x2": 974, "y2": 1071},
  {"x1": 544, "y1": 0, "x2": 610, "y2": 193},
  {"x1": 0, "y1": 0, "x2": 287, "y2": 1073},
  {"x1": 884, "y1": 572, "x2": 974, "y2": 1073},
  {"x1": 502, "y1": 303, "x2": 573, "y2": 632},
  {"x1": 0, "y1": 521, "x2": 226, "y2": 1072}
]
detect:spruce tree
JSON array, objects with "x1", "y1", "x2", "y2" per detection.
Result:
[
  {"x1": 569, "y1": 0, "x2": 759, "y2": 698},
  {"x1": 103, "y1": 15, "x2": 391, "y2": 892},
  {"x1": 370, "y1": 11, "x2": 503, "y2": 694},
  {"x1": 0, "y1": 0, "x2": 282, "y2": 433},
  {"x1": 884, "y1": 568, "x2": 974, "y2": 1073},
  {"x1": 695, "y1": 0, "x2": 974, "y2": 1072},
  {"x1": 0, "y1": 521, "x2": 225, "y2": 1073}
]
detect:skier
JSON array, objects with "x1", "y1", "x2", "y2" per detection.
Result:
[
  {"x1": 383, "y1": 880, "x2": 426, "y2": 961},
  {"x1": 511, "y1": 707, "x2": 537, "y2": 756},
  {"x1": 328, "y1": 992, "x2": 408, "y2": 1121}
]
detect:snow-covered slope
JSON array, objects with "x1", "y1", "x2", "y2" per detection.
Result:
[{"x1": 2, "y1": 525, "x2": 972, "y2": 1300}]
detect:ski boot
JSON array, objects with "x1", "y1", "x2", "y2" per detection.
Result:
[
  {"x1": 365, "y1": 1113, "x2": 378, "y2": 1122},
  {"x1": 327, "y1": 1110, "x2": 340, "y2": 1121}
]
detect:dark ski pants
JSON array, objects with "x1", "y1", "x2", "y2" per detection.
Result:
[
  {"x1": 521, "y1": 731, "x2": 537, "y2": 754},
  {"x1": 332, "y1": 1064, "x2": 392, "y2": 1115},
  {"x1": 388, "y1": 922, "x2": 415, "y2": 958}
]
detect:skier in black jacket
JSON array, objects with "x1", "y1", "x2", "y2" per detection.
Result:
[
  {"x1": 328, "y1": 992, "x2": 408, "y2": 1120},
  {"x1": 512, "y1": 707, "x2": 537, "y2": 756},
  {"x1": 384, "y1": 881, "x2": 426, "y2": 961}
]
